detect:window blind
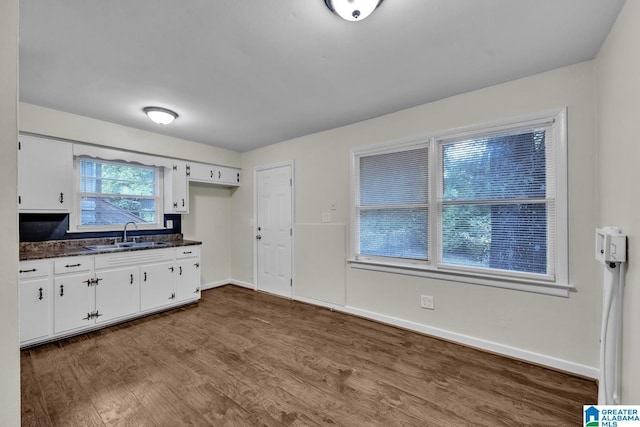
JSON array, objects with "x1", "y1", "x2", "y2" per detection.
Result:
[
  {"x1": 357, "y1": 146, "x2": 429, "y2": 260},
  {"x1": 437, "y1": 122, "x2": 556, "y2": 277}
]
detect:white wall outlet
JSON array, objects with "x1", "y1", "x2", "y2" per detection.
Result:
[
  {"x1": 420, "y1": 295, "x2": 434, "y2": 310},
  {"x1": 330, "y1": 200, "x2": 337, "y2": 211},
  {"x1": 166, "y1": 219, "x2": 174, "y2": 229},
  {"x1": 322, "y1": 212, "x2": 331, "y2": 223}
]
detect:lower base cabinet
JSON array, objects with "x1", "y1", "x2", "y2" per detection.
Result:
[
  {"x1": 54, "y1": 272, "x2": 93, "y2": 334},
  {"x1": 19, "y1": 277, "x2": 50, "y2": 342},
  {"x1": 19, "y1": 245, "x2": 201, "y2": 347},
  {"x1": 96, "y1": 266, "x2": 140, "y2": 324},
  {"x1": 140, "y1": 261, "x2": 176, "y2": 311}
]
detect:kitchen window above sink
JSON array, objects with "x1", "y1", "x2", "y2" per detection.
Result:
[{"x1": 70, "y1": 156, "x2": 165, "y2": 232}]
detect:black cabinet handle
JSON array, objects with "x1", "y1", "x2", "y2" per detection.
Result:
[
  {"x1": 218, "y1": 171, "x2": 221, "y2": 179},
  {"x1": 168, "y1": 266, "x2": 174, "y2": 272},
  {"x1": 19, "y1": 268, "x2": 37, "y2": 273},
  {"x1": 194, "y1": 262, "x2": 200, "y2": 268},
  {"x1": 194, "y1": 287, "x2": 200, "y2": 293},
  {"x1": 210, "y1": 170, "x2": 213, "y2": 178},
  {"x1": 179, "y1": 266, "x2": 182, "y2": 276},
  {"x1": 130, "y1": 274, "x2": 134, "y2": 285},
  {"x1": 59, "y1": 192, "x2": 64, "y2": 204},
  {"x1": 183, "y1": 251, "x2": 192, "y2": 255},
  {"x1": 182, "y1": 198, "x2": 185, "y2": 207},
  {"x1": 65, "y1": 263, "x2": 81, "y2": 268},
  {"x1": 144, "y1": 272, "x2": 147, "y2": 282},
  {"x1": 59, "y1": 284, "x2": 64, "y2": 297},
  {"x1": 38, "y1": 287, "x2": 43, "y2": 300}
]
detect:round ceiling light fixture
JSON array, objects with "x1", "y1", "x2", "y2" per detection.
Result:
[
  {"x1": 143, "y1": 106, "x2": 178, "y2": 125},
  {"x1": 324, "y1": 0, "x2": 384, "y2": 21}
]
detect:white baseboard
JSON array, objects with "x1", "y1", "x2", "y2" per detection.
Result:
[
  {"x1": 228, "y1": 279, "x2": 256, "y2": 290},
  {"x1": 201, "y1": 280, "x2": 231, "y2": 290},
  {"x1": 230, "y1": 283, "x2": 598, "y2": 379},
  {"x1": 338, "y1": 305, "x2": 598, "y2": 379}
]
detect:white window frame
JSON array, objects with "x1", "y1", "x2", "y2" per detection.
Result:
[
  {"x1": 69, "y1": 156, "x2": 165, "y2": 232},
  {"x1": 349, "y1": 108, "x2": 570, "y2": 297}
]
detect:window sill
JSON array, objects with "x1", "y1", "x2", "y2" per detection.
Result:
[{"x1": 348, "y1": 259, "x2": 572, "y2": 297}]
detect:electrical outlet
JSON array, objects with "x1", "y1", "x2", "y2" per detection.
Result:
[
  {"x1": 322, "y1": 212, "x2": 331, "y2": 223},
  {"x1": 166, "y1": 219, "x2": 174, "y2": 229},
  {"x1": 330, "y1": 200, "x2": 337, "y2": 211},
  {"x1": 420, "y1": 295, "x2": 434, "y2": 310}
]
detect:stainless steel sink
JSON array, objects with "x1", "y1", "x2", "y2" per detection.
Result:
[{"x1": 84, "y1": 241, "x2": 171, "y2": 251}]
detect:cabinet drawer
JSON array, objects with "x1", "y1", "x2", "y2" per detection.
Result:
[
  {"x1": 176, "y1": 246, "x2": 200, "y2": 259},
  {"x1": 54, "y1": 257, "x2": 93, "y2": 274},
  {"x1": 19, "y1": 260, "x2": 50, "y2": 279}
]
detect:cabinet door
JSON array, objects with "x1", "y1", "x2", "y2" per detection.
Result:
[
  {"x1": 18, "y1": 134, "x2": 73, "y2": 212},
  {"x1": 20, "y1": 278, "x2": 50, "y2": 343},
  {"x1": 54, "y1": 273, "x2": 93, "y2": 334},
  {"x1": 140, "y1": 261, "x2": 175, "y2": 311},
  {"x1": 164, "y1": 162, "x2": 189, "y2": 213},
  {"x1": 214, "y1": 166, "x2": 241, "y2": 186},
  {"x1": 95, "y1": 266, "x2": 139, "y2": 324},
  {"x1": 176, "y1": 258, "x2": 201, "y2": 302},
  {"x1": 187, "y1": 162, "x2": 215, "y2": 183}
]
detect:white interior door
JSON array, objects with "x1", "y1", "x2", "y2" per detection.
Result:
[{"x1": 256, "y1": 164, "x2": 293, "y2": 298}]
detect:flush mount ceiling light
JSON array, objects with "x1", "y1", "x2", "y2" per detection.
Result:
[
  {"x1": 143, "y1": 106, "x2": 178, "y2": 125},
  {"x1": 324, "y1": 0, "x2": 384, "y2": 21}
]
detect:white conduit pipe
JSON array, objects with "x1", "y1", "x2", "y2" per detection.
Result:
[{"x1": 598, "y1": 260, "x2": 625, "y2": 405}]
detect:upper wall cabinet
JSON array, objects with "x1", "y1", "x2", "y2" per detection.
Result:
[
  {"x1": 188, "y1": 162, "x2": 240, "y2": 187},
  {"x1": 164, "y1": 161, "x2": 189, "y2": 214},
  {"x1": 18, "y1": 134, "x2": 73, "y2": 212}
]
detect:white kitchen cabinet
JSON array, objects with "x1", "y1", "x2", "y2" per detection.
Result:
[
  {"x1": 187, "y1": 162, "x2": 240, "y2": 187},
  {"x1": 214, "y1": 165, "x2": 241, "y2": 186},
  {"x1": 21, "y1": 245, "x2": 201, "y2": 347},
  {"x1": 94, "y1": 266, "x2": 139, "y2": 324},
  {"x1": 18, "y1": 134, "x2": 73, "y2": 212},
  {"x1": 54, "y1": 272, "x2": 94, "y2": 334},
  {"x1": 19, "y1": 260, "x2": 51, "y2": 343},
  {"x1": 164, "y1": 161, "x2": 189, "y2": 213},
  {"x1": 140, "y1": 261, "x2": 176, "y2": 311},
  {"x1": 188, "y1": 162, "x2": 215, "y2": 183},
  {"x1": 176, "y1": 246, "x2": 201, "y2": 302}
]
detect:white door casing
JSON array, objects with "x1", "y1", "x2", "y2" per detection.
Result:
[{"x1": 255, "y1": 163, "x2": 293, "y2": 298}]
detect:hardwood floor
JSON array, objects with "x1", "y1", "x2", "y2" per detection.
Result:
[{"x1": 21, "y1": 285, "x2": 596, "y2": 426}]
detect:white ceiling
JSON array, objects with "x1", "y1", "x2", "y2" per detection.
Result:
[{"x1": 19, "y1": 0, "x2": 625, "y2": 153}]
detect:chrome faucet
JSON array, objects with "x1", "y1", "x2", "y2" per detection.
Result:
[{"x1": 123, "y1": 221, "x2": 137, "y2": 243}]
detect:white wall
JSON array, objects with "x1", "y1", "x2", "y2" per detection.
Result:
[
  {"x1": 20, "y1": 103, "x2": 240, "y2": 168},
  {"x1": 0, "y1": 0, "x2": 20, "y2": 424},
  {"x1": 18, "y1": 104, "x2": 238, "y2": 293},
  {"x1": 232, "y1": 61, "x2": 602, "y2": 376},
  {"x1": 596, "y1": 0, "x2": 640, "y2": 404},
  {"x1": 182, "y1": 182, "x2": 233, "y2": 286}
]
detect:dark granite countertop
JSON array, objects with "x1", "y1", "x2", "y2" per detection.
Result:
[{"x1": 20, "y1": 234, "x2": 201, "y2": 261}]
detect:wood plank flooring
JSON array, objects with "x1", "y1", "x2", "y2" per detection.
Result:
[{"x1": 21, "y1": 285, "x2": 596, "y2": 426}]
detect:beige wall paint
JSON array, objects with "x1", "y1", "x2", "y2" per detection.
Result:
[
  {"x1": 20, "y1": 103, "x2": 240, "y2": 167},
  {"x1": 0, "y1": 0, "x2": 20, "y2": 424},
  {"x1": 182, "y1": 182, "x2": 233, "y2": 286},
  {"x1": 596, "y1": 0, "x2": 640, "y2": 404},
  {"x1": 232, "y1": 61, "x2": 602, "y2": 373}
]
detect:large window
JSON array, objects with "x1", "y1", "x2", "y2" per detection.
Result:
[
  {"x1": 351, "y1": 110, "x2": 568, "y2": 295},
  {"x1": 75, "y1": 157, "x2": 163, "y2": 230}
]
